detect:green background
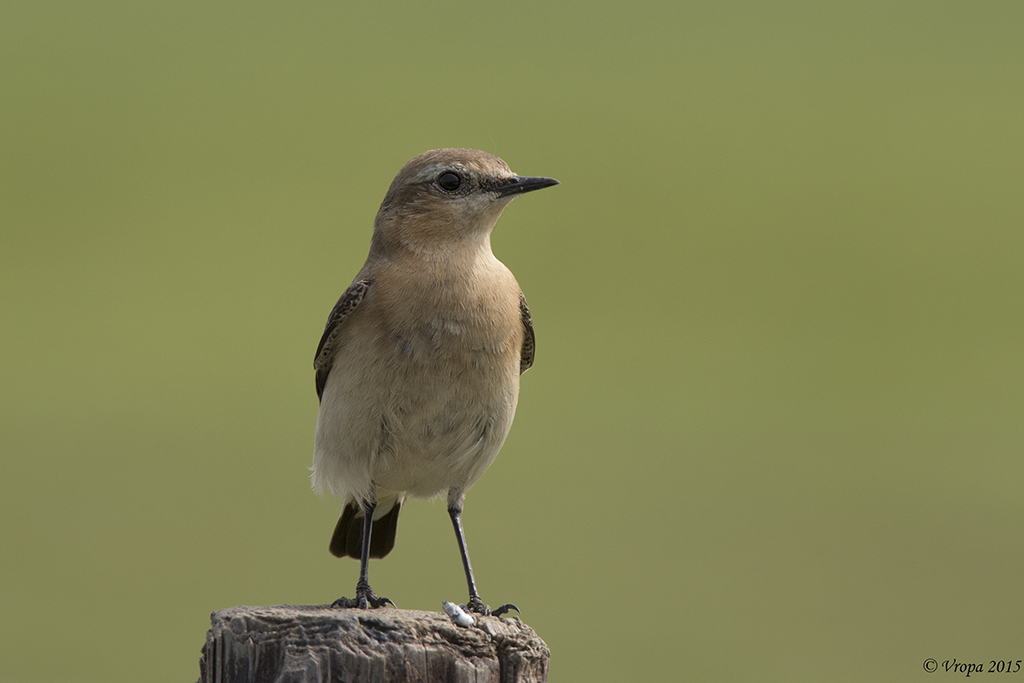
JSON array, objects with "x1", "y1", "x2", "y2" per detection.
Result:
[{"x1": 2, "y1": 2, "x2": 1022, "y2": 681}]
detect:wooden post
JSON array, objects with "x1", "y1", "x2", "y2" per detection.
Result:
[{"x1": 198, "y1": 605, "x2": 549, "y2": 683}]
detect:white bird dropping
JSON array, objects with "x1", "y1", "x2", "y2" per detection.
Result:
[{"x1": 443, "y1": 601, "x2": 475, "y2": 627}]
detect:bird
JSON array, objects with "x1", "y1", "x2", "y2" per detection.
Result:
[{"x1": 311, "y1": 148, "x2": 558, "y2": 614}]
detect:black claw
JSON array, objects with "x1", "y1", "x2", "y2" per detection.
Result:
[
  {"x1": 491, "y1": 603, "x2": 520, "y2": 617},
  {"x1": 331, "y1": 597, "x2": 358, "y2": 608},
  {"x1": 372, "y1": 595, "x2": 396, "y2": 608},
  {"x1": 462, "y1": 597, "x2": 517, "y2": 617}
]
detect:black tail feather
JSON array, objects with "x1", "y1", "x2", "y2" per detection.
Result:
[{"x1": 329, "y1": 500, "x2": 402, "y2": 559}]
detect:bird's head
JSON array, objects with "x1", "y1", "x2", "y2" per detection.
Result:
[{"x1": 371, "y1": 148, "x2": 558, "y2": 257}]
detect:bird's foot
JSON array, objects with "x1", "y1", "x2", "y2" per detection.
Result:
[
  {"x1": 330, "y1": 595, "x2": 394, "y2": 609},
  {"x1": 463, "y1": 596, "x2": 519, "y2": 617},
  {"x1": 331, "y1": 581, "x2": 395, "y2": 609}
]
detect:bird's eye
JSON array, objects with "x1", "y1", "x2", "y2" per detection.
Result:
[{"x1": 437, "y1": 172, "x2": 462, "y2": 191}]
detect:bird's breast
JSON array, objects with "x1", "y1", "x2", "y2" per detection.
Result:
[{"x1": 372, "y1": 256, "x2": 523, "y2": 372}]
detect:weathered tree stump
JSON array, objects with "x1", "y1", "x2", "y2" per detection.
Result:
[{"x1": 198, "y1": 605, "x2": 549, "y2": 683}]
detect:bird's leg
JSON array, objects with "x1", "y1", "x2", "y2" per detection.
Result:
[
  {"x1": 331, "y1": 500, "x2": 394, "y2": 609},
  {"x1": 448, "y1": 504, "x2": 518, "y2": 617}
]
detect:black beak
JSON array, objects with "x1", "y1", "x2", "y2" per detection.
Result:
[{"x1": 494, "y1": 175, "x2": 560, "y2": 198}]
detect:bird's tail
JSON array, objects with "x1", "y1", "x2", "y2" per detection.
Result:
[{"x1": 329, "y1": 495, "x2": 403, "y2": 559}]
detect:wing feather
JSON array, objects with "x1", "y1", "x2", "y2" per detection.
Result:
[
  {"x1": 519, "y1": 290, "x2": 535, "y2": 374},
  {"x1": 314, "y1": 279, "x2": 371, "y2": 400}
]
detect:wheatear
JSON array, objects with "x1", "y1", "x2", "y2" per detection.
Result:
[{"x1": 312, "y1": 148, "x2": 558, "y2": 614}]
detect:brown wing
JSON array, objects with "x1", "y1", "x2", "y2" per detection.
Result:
[
  {"x1": 314, "y1": 279, "x2": 371, "y2": 401},
  {"x1": 519, "y1": 290, "x2": 535, "y2": 374}
]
